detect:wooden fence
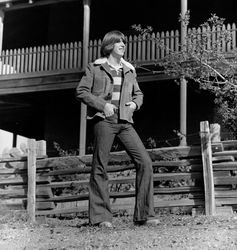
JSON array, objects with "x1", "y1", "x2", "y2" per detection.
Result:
[
  {"x1": 0, "y1": 23, "x2": 236, "y2": 75},
  {"x1": 0, "y1": 121, "x2": 236, "y2": 221},
  {"x1": 200, "y1": 121, "x2": 237, "y2": 216},
  {"x1": 0, "y1": 139, "x2": 51, "y2": 221}
]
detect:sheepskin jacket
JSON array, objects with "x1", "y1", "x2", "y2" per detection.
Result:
[{"x1": 76, "y1": 58, "x2": 143, "y2": 123}]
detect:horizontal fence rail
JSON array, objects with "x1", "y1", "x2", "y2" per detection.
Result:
[
  {"x1": 0, "y1": 123, "x2": 237, "y2": 220},
  {"x1": 0, "y1": 23, "x2": 236, "y2": 75}
]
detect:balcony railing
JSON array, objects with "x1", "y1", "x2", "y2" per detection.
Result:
[{"x1": 0, "y1": 23, "x2": 236, "y2": 75}]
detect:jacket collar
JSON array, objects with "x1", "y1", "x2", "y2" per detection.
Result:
[{"x1": 94, "y1": 57, "x2": 135, "y2": 74}]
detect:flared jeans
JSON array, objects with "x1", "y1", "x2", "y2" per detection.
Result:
[{"x1": 89, "y1": 119, "x2": 155, "y2": 225}]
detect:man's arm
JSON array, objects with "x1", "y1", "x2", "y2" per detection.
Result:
[
  {"x1": 131, "y1": 72, "x2": 144, "y2": 110},
  {"x1": 76, "y1": 64, "x2": 106, "y2": 112}
]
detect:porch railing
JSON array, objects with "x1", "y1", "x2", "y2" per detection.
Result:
[{"x1": 0, "y1": 23, "x2": 236, "y2": 75}]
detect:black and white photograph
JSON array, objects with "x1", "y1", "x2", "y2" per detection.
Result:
[{"x1": 0, "y1": 0, "x2": 237, "y2": 249}]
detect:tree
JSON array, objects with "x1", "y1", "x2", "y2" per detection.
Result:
[{"x1": 133, "y1": 13, "x2": 237, "y2": 136}]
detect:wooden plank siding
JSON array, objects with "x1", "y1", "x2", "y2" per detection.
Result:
[{"x1": 0, "y1": 70, "x2": 83, "y2": 94}]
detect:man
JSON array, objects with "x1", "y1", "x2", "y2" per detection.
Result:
[{"x1": 76, "y1": 30, "x2": 159, "y2": 227}]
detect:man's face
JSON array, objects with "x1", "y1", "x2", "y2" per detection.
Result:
[{"x1": 112, "y1": 39, "x2": 126, "y2": 57}]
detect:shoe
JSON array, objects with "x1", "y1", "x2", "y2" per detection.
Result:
[
  {"x1": 145, "y1": 218, "x2": 160, "y2": 226},
  {"x1": 134, "y1": 218, "x2": 160, "y2": 226},
  {"x1": 99, "y1": 221, "x2": 113, "y2": 228}
]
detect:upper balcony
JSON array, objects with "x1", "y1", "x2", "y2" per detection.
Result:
[{"x1": 0, "y1": 22, "x2": 236, "y2": 95}]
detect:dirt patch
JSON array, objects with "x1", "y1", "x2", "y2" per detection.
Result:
[{"x1": 0, "y1": 213, "x2": 237, "y2": 250}]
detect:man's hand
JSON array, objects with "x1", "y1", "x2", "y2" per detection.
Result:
[
  {"x1": 103, "y1": 103, "x2": 117, "y2": 117},
  {"x1": 125, "y1": 101, "x2": 137, "y2": 110}
]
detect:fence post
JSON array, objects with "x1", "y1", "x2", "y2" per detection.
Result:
[
  {"x1": 36, "y1": 140, "x2": 47, "y2": 156},
  {"x1": 200, "y1": 121, "x2": 215, "y2": 215},
  {"x1": 210, "y1": 123, "x2": 221, "y2": 143},
  {"x1": 27, "y1": 138, "x2": 37, "y2": 222}
]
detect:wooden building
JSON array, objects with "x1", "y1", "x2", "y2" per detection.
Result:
[{"x1": 0, "y1": 0, "x2": 235, "y2": 156}]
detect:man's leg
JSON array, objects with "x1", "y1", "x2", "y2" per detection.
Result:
[
  {"x1": 118, "y1": 123, "x2": 155, "y2": 223},
  {"x1": 89, "y1": 120, "x2": 116, "y2": 225}
]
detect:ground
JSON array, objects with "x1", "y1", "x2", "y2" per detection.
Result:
[{"x1": 0, "y1": 212, "x2": 237, "y2": 250}]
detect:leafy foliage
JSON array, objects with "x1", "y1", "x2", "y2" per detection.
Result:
[
  {"x1": 52, "y1": 142, "x2": 89, "y2": 196},
  {"x1": 133, "y1": 13, "x2": 237, "y2": 134},
  {"x1": 53, "y1": 142, "x2": 78, "y2": 156}
]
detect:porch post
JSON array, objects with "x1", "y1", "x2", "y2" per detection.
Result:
[
  {"x1": 0, "y1": 10, "x2": 4, "y2": 53},
  {"x1": 179, "y1": 0, "x2": 187, "y2": 146},
  {"x1": 79, "y1": 0, "x2": 90, "y2": 156}
]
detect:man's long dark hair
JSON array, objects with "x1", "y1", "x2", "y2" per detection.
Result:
[{"x1": 100, "y1": 30, "x2": 126, "y2": 57}]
